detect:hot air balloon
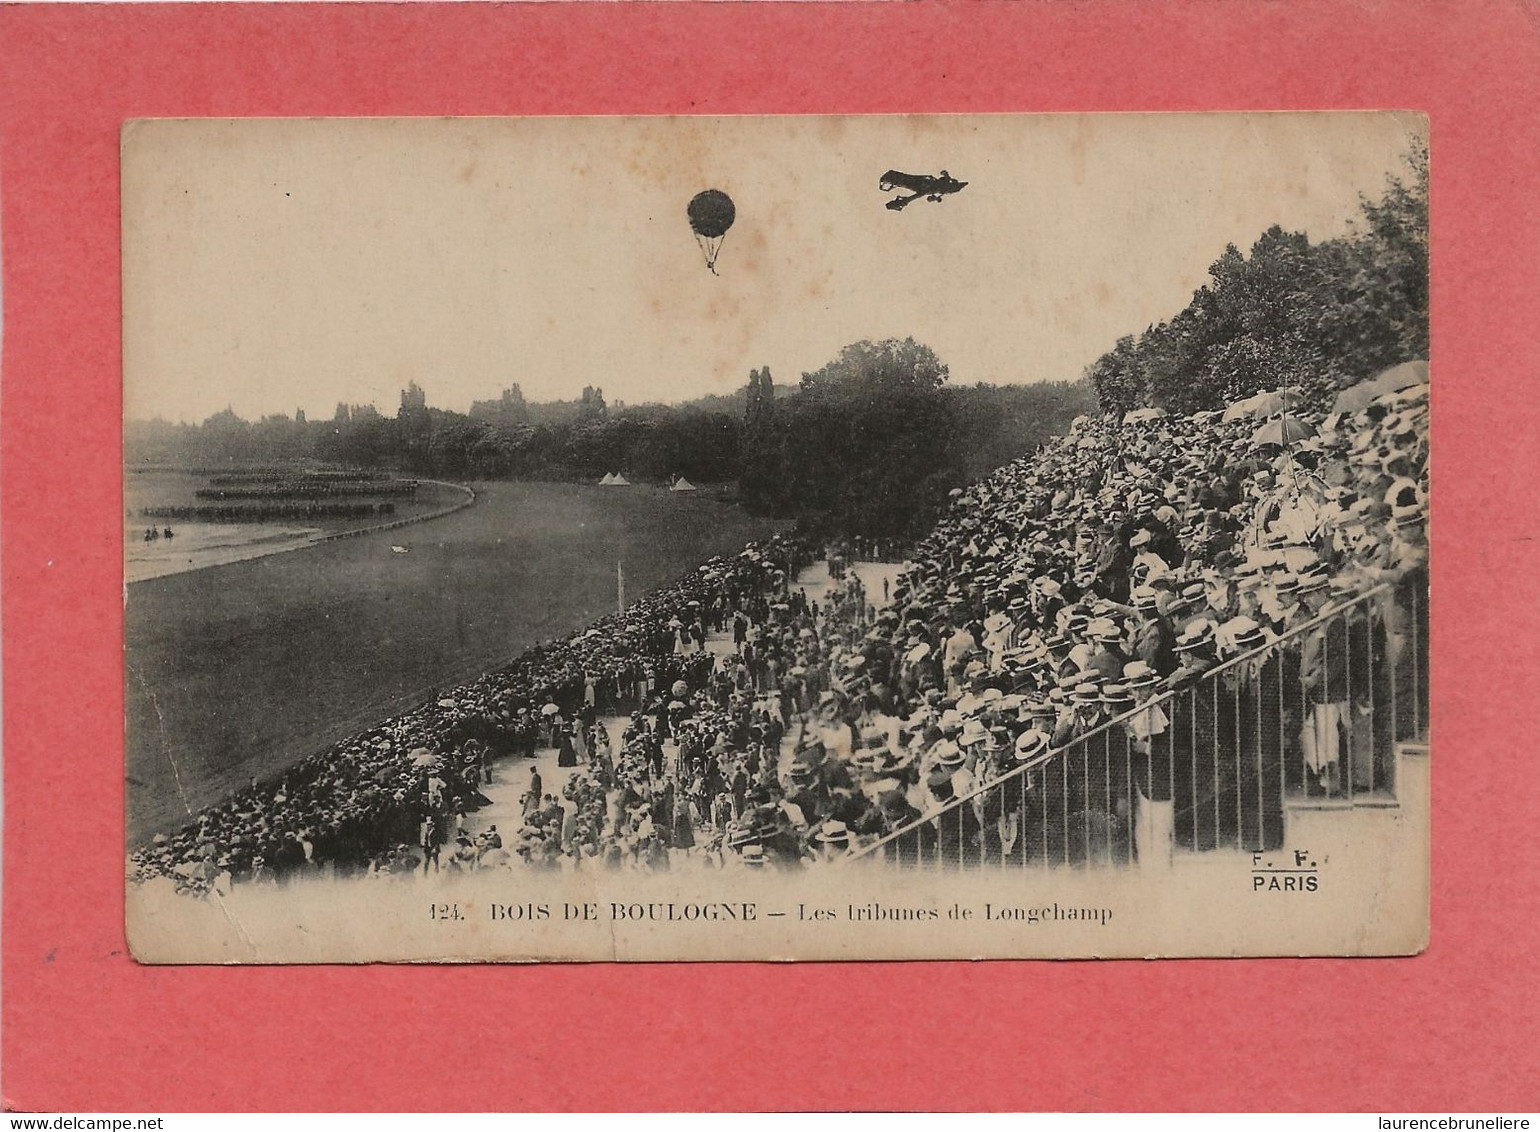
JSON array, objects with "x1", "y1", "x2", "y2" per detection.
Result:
[{"x1": 687, "y1": 189, "x2": 735, "y2": 274}]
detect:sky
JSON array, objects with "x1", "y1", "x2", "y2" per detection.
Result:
[{"x1": 122, "y1": 112, "x2": 1426, "y2": 423}]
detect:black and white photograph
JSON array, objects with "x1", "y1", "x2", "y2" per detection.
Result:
[{"x1": 122, "y1": 113, "x2": 1430, "y2": 962}]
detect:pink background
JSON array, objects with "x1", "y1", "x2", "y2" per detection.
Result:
[{"x1": 3, "y1": 1, "x2": 1536, "y2": 1112}]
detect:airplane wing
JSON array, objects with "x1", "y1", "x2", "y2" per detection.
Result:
[{"x1": 879, "y1": 170, "x2": 929, "y2": 194}]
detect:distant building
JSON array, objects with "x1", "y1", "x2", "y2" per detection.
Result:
[{"x1": 469, "y1": 384, "x2": 530, "y2": 427}]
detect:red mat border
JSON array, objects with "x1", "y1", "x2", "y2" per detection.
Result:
[{"x1": 3, "y1": 0, "x2": 1537, "y2": 1113}]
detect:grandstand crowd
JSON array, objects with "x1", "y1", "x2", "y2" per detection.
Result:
[{"x1": 131, "y1": 372, "x2": 1429, "y2": 895}]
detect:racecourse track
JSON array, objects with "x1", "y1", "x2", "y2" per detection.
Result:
[{"x1": 125, "y1": 480, "x2": 786, "y2": 844}]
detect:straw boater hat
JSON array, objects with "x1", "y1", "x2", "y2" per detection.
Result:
[
  {"x1": 1222, "y1": 617, "x2": 1267, "y2": 651},
  {"x1": 848, "y1": 748, "x2": 880, "y2": 773},
  {"x1": 1122, "y1": 661, "x2": 1161, "y2": 690},
  {"x1": 1027, "y1": 699, "x2": 1059, "y2": 721},
  {"x1": 740, "y1": 844, "x2": 768, "y2": 867},
  {"x1": 1088, "y1": 618, "x2": 1122, "y2": 643},
  {"x1": 1271, "y1": 573, "x2": 1301, "y2": 599},
  {"x1": 1071, "y1": 682, "x2": 1102, "y2": 704},
  {"x1": 1295, "y1": 565, "x2": 1331, "y2": 594},
  {"x1": 815, "y1": 820, "x2": 852, "y2": 847},
  {"x1": 932, "y1": 740, "x2": 967, "y2": 770},
  {"x1": 1131, "y1": 585, "x2": 1160, "y2": 612},
  {"x1": 1101, "y1": 683, "x2": 1135, "y2": 710},
  {"x1": 1014, "y1": 728, "x2": 1051, "y2": 760},
  {"x1": 959, "y1": 718, "x2": 991, "y2": 748},
  {"x1": 1174, "y1": 618, "x2": 1216, "y2": 652}
]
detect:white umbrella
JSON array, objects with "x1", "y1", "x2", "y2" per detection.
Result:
[
  {"x1": 540, "y1": 702, "x2": 561, "y2": 717},
  {"x1": 1223, "y1": 387, "x2": 1297, "y2": 422},
  {"x1": 1331, "y1": 359, "x2": 1429, "y2": 416}
]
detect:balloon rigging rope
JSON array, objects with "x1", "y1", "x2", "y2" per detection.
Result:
[{"x1": 693, "y1": 231, "x2": 725, "y2": 275}]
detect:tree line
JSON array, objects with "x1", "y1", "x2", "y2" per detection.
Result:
[
  {"x1": 1086, "y1": 140, "x2": 1428, "y2": 416},
  {"x1": 126, "y1": 356, "x2": 1094, "y2": 542},
  {"x1": 738, "y1": 343, "x2": 1092, "y2": 541}
]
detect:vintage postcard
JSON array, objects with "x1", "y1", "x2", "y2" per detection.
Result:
[{"x1": 123, "y1": 113, "x2": 1429, "y2": 962}]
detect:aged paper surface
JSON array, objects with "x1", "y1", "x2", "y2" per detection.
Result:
[{"x1": 123, "y1": 114, "x2": 1429, "y2": 962}]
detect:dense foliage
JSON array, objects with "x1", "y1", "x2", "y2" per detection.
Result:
[
  {"x1": 1086, "y1": 141, "x2": 1428, "y2": 416},
  {"x1": 126, "y1": 347, "x2": 1092, "y2": 542},
  {"x1": 127, "y1": 398, "x2": 745, "y2": 486},
  {"x1": 737, "y1": 340, "x2": 1093, "y2": 541}
]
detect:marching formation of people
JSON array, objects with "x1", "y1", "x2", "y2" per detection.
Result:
[
  {"x1": 131, "y1": 372, "x2": 1429, "y2": 895},
  {"x1": 195, "y1": 480, "x2": 419, "y2": 500},
  {"x1": 140, "y1": 502, "x2": 396, "y2": 523}
]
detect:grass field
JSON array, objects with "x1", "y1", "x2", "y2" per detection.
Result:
[
  {"x1": 124, "y1": 480, "x2": 787, "y2": 844},
  {"x1": 125, "y1": 473, "x2": 471, "y2": 581}
]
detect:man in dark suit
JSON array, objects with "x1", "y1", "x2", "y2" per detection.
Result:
[{"x1": 1131, "y1": 585, "x2": 1178, "y2": 675}]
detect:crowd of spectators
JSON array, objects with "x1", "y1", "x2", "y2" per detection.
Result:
[
  {"x1": 132, "y1": 370, "x2": 1429, "y2": 893},
  {"x1": 129, "y1": 535, "x2": 817, "y2": 894}
]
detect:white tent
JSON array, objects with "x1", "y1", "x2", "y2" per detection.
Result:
[
  {"x1": 670, "y1": 476, "x2": 698, "y2": 492},
  {"x1": 598, "y1": 473, "x2": 616, "y2": 485},
  {"x1": 606, "y1": 473, "x2": 631, "y2": 486}
]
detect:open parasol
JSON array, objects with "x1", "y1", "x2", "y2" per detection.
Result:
[
  {"x1": 1249, "y1": 414, "x2": 1317, "y2": 449},
  {"x1": 1330, "y1": 359, "x2": 1429, "y2": 416},
  {"x1": 1223, "y1": 387, "x2": 1297, "y2": 422}
]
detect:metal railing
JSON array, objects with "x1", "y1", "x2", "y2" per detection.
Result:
[{"x1": 852, "y1": 572, "x2": 1428, "y2": 869}]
